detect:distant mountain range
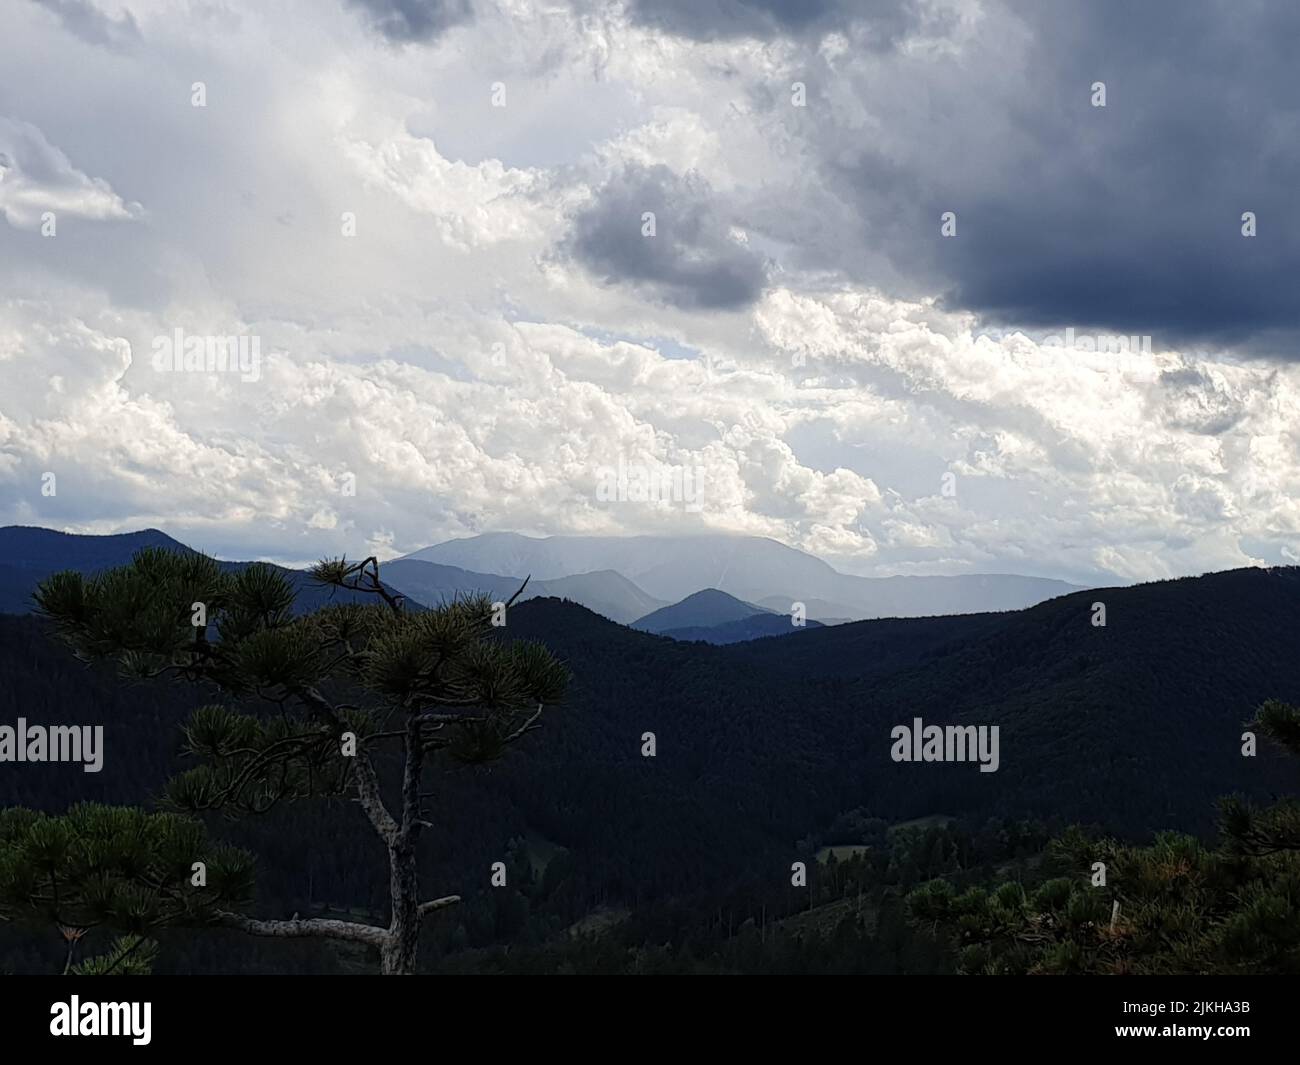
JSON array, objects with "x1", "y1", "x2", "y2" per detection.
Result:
[
  {"x1": 401, "y1": 532, "x2": 1082, "y2": 622},
  {"x1": 381, "y1": 558, "x2": 664, "y2": 625},
  {"x1": 0, "y1": 527, "x2": 400, "y2": 617},
  {"x1": 0, "y1": 526, "x2": 672, "y2": 628},
  {"x1": 0, "y1": 527, "x2": 1082, "y2": 644}
]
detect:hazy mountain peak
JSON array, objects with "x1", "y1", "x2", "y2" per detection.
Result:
[{"x1": 406, "y1": 532, "x2": 1080, "y2": 621}]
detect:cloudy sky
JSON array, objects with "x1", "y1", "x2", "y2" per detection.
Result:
[{"x1": 1, "y1": 0, "x2": 1298, "y2": 585}]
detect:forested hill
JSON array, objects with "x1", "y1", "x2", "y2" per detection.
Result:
[
  {"x1": 0, "y1": 526, "x2": 191, "y2": 568},
  {"x1": 503, "y1": 565, "x2": 1300, "y2": 838},
  {"x1": 5, "y1": 564, "x2": 1297, "y2": 845},
  {"x1": 0, "y1": 528, "x2": 194, "y2": 613},
  {"x1": 1, "y1": 564, "x2": 1297, "y2": 972}
]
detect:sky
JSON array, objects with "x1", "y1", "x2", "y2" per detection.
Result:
[{"x1": 1, "y1": 0, "x2": 1298, "y2": 585}]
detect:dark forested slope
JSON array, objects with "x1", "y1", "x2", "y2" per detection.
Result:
[{"x1": 1, "y1": 564, "x2": 1296, "y2": 971}]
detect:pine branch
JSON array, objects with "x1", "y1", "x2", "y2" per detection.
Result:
[
  {"x1": 215, "y1": 911, "x2": 388, "y2": 947},
  {"x1": 416, "y1": 895, "x2": 461, "y2": 919}
]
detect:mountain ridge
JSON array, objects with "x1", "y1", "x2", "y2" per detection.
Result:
[
  {"x1": 381, "y1": 557, "x2": 664, "y2": 625},
  {"x1": 2, "y1": 525, "x2": 1080, "y2": 629},
  {"x1": 0, "y1": 525, "x2": 408, "y2": 616},
  {"x1": 404, "y1": 531, "x2": 1082, "y2": 620}
]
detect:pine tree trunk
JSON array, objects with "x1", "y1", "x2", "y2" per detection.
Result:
[{"x1": 381, "y1": 840, "x2": 420, "y2": 975}]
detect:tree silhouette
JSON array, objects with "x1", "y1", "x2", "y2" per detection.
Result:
[{"x1": 28, "y1": 548, "x2": 566, "y2": 974}]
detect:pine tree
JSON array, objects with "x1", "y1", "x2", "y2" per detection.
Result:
[
  {"x1": 0, "y1": 803, "x2": 252, "y2": 974},
  {"x1": 1219, "y1": 700, "x2": 1300, "y2": 857},
  {"x1": 30, "y1": 548, "x2": 567, "y2": 974},
  {"x1": 907, "y1": 699, "x2": 1300, "y2": 974}
]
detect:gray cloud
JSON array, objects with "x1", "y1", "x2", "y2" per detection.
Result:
[
  {"x1": 1151, "y1": 368, "x2": 1251, "y2": 437},
  {"x1": 794, "y1": 0, "x2": 1300, "y2": 354},
  {"x1": 623, "y1": 0, "x2": 922, "y2": 47},
  {"x1": 0, "y1": 116, "x2": 139, "y2": 229},
  {"x1": 31, "y1": 0, "x2": 140, "y2": 50},
  {"x1": 345, "y1": 0, "x2": 473, "y2": 43},
  {"x1": 563, "y1": 163, "x2": 767, "y2": 311}
]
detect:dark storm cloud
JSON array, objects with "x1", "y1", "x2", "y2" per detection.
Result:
[
  {"x1": 563, "y1": 163, "x2": 767, "y2": 311},
  {"x1": 623, "y1": 0, "x2": 922, "y2": 46},
  {"x1": 345, "y1": 0, "x2": 473, "y2": 43},
  {"x1": 811, "y1": 0, "x2": 1300, "y2": 354}
]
